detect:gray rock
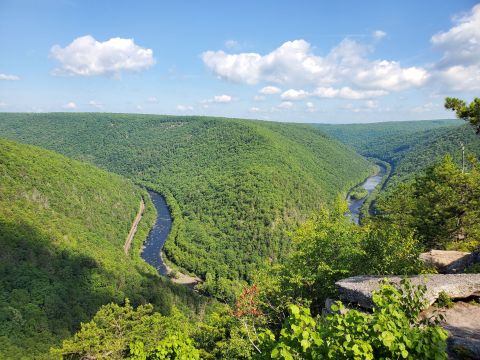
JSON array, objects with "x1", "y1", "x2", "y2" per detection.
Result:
[
  {"x1": 419, "y1": 250, "x2": 471, "y2": 273},
  {"x1": 335, "y1": 274, "x2": 480, "y2": 309},
  {"x1": 424, "y1": 302, "x2": 480, "y2": 359}
]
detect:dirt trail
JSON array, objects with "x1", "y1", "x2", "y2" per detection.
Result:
[{"x1": 124, "y1": 198, "x2": 145, "y2": 255}]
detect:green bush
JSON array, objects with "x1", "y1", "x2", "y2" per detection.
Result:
[
  {"x1": 436, "y1": 291, "x2": 454, "y2": 309},
  {"x1": 258, "y1": 280, "x2": 448, "y2": 359}
]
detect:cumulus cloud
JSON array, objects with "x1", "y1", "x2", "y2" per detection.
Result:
[
  {"x1": 213, "y1": 94, "x2": 232, "y2": 103},
  {"x1": 277, "y1": 101, "x2": 293, "y2": 109},
  {"x1": 373, "y1": 30, "x2": 387, "y2": 40},
  {"x1": 281, "y1": 89, "x2": 309, "y2": 100},
  {"x1": 431, "y1": 4, "x2": 480, "y2": 91},
  {"x1": 253, "y1": 95, "x2": 265, "y2": 101},
  {"x1": 412, "y1": 102, "x2": 437, "y2": 113},
  {"x1": 305, "y1": 101, "x2": 315, "y2": 112},
  {"x1": 249, "y1": 107, "x2": 261, "y2": 113},
  {"x1": 88, "y1": 100, "x2": 103, "y2": 109},
  {"x1": 50, "y1": 35, "x2": 155, "y2": 77},
  {"x1": 0, "y1": 73, "x2": 19, "y2": 81},
  {"x1": 177, "y1": 105, "x2": 194, "y2": 111},
  {"x1": 202, "y1": 38, "x2": 428, "y2": 93},
  {"x1": 259, "y1": 85, "x2": 281, "y2": 95},
  {"x1": 313, "y1": 86, "x2": 387, "y2": 99},
  {"x1": 62, "y1": 101, "x2": 77, "y2": 109},
  {"x1": 225, "y1": 40, "x2": 240, "y2": 49},
  {"x1": 0, "y1": 101, "x2": 7, "y2": 107},
  {"x1": 200, "y1": 94, "x2": 233, "y2": 105}
]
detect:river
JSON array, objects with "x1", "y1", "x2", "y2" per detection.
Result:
[
  {"x1": 347, "y1": 165, "x2": 386, "y2": 224},
  {"x1": 141, "y1": 190, "x2": 172, "y2": 276}
]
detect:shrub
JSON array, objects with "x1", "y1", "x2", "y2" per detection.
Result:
[{"x1": 258, "y1": 280, "x2": 448, "y2": 359}]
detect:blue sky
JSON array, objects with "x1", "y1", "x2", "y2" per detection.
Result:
[{"x1": 0, "y1": 0, "x2": 479, "y2": 123}]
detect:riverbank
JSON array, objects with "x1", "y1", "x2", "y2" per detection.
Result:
[
  {"x1": 161, "y1": 252, "x2": 201, "y2": 288},
  {"x1": 140, "y1": 190, "x2": 202, "y2": 287},
  {"x1": 347, "y1": 162, "x2": 387, "y2": 224}
]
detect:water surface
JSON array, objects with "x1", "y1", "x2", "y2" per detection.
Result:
[
  {"x1": 347, "y1": 165, "x2": 386, "y2": 224},
  {"x1": 141, "y1": 190, "x2": 172, "y2": 276}
]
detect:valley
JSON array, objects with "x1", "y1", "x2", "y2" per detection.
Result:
[
  {"x1": 346, "y1": 164, "x2": 386, "y2": 224},
  {"x1": 2, "y1": 2, "x2": 480, "y2": 358}
]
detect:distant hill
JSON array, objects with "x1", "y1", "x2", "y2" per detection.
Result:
[
  {"x1": 0, "y1": 113, "x2": 373, "y2": 299},
  {"x1": 316, "y1": 119, "x2": 480, "y2": 185},
  {"x1": 0, "y1": 138, "x2": 202, "y2": 359}
]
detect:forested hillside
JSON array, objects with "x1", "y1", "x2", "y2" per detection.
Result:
[
  {"x1": 0, "y1": 138, "x2": 204, "y2": 358},
  {"x1": 317, "y1": 120, "x2": 480, "y2": 185},
  {"x1": 0, "y1": 113, "x2": 373, "y2": 299}
]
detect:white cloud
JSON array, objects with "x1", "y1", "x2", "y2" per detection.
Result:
[
  {"x1": 259, "y1": 85, "x2": 281, "y2": 95},
  {"x1": 62, "y1": 101, "x2": 77, "y2": 109},
  {"x1": 352, "y1": 60, "x2": 429, "y2": 91},
  {"x1": 225, "y1": 40, "x2": 240, "y2": 49},
  {"x1": 253, "y1": 95, "x2": 265, "y2": 101},
  {"x1": 50, "y1": 35, "x2": 155, "y2": 77},
  {"x1": 431, "y1": 4, "x2": 480, "y2": 91},
  {"x1": 213, "y1": 94, "x2": 232, "y2": 103},
  {"x1": 313, "y1": 86, "x2": 387, "y2": 99},
  {"x1": 0, "y1": 73, "x2": 19, "y2": 81},
  {"x1": 202, "y1": 38, "x2": 427, "y2": 93},
  {"x1": 0, "y1": 101, "x2": 7, "y2": 107},
  {"x1": 432, "y1": 5, "x2": 480, "y2": 68},
  {"x1": 280, "y1": 89, "x2": 309, "y2": 100},
  {"x1": 202, "y1": 94, "x2": 233, "y2": 104},
  {"x1": 88, "y1": 100, "x2": 103, "y2": 109},
  {"x1": 177, "y1": 105, "x2": 194, "y2": 111},
  {"x1": 373, "y1": 30, "x2": 387, "y2": 40},
  {"x1": 147, "y1": 96, "x2": 158, "y2": 103},
  {"x1": 177, "y1": 105, "x2": 193, "y2": 111},
  {"x1": 277, "y1": 101, "x2": 293, "y2": 109},
  {"x1": 413, "y1": 102, "x2": 437, "y2": 113},
  {"x1": 249, "y1": 107, "x2": 261, "y2": 113},
  {"x1": 305, "y1": 101, "x2": 315, "y2": 112},
  {"x1": 365, "y1": 100, "x2": 378, "y2": 109}
]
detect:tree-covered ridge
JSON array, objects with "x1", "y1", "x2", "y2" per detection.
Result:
[
  {"x1": 317, "y1": 119, "x2": 480, "y2": 186},
  {"x1": 0, "y1": 113, "x2": 373, "y2": 299},
  {"x1": 0, "y1": 138, "x2": 204, "y2": 359}
]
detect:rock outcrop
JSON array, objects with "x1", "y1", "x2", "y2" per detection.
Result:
[
  {"x1": 335, "y1": 274, "x2": 480, "y2": 309},
  {"x1": 420, "y1": 250, "x2": 471, "y2": 273},
  {"x1": 424, "y1": 302, "x2": 480, "y2": 360}
]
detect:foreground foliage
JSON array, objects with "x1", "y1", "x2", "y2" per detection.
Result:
[
  {"x1": 258, "y1": 281, "x2": 448, "y2": 359},
  {"x1": 57, "y1": 280, "x2": 447, "y2": 359},
  {"x1": 251, "y1": 201, "x2": 423, "y2": 322}
]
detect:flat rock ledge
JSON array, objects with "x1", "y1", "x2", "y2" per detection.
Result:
[{"x1": 336, "y1": 274, "x2": 480, "y2": 309}]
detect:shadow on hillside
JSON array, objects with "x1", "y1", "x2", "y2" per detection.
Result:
[
  {"x1": 0, "y1": 218, "x2": 210, "y2": 357},
  {"x1": 0, "y1": 219, "x2": 128, "y2": 356}
]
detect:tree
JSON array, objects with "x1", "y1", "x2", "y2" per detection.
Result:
[
  {"x1": 376, "y1": 155, "x2": 480, "y2": 250},
  {"x1": 445, "y1": 97, "x2": 480, "y2": 135}
]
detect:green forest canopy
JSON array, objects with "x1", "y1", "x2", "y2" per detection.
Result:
[
  {"x1": 0, "y1": 138, "x2": 206, "y2": 359},
  {"x1": 317, "y1": 119, "x2": 480, "y2": 186},
  {"x1": 0, "y1": 113, "x2": 373, "y2": 299}
]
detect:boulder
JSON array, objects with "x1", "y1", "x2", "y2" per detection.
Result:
[
  {"x1": 419, "y1": 250, "x2": 471, "y2": 273},
  {"x1": 335, "y1": 274, "x2": 480, "y2": 309},
  {"x1": 424, "y1": 302, "x2": 480, "y2": 359}
]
